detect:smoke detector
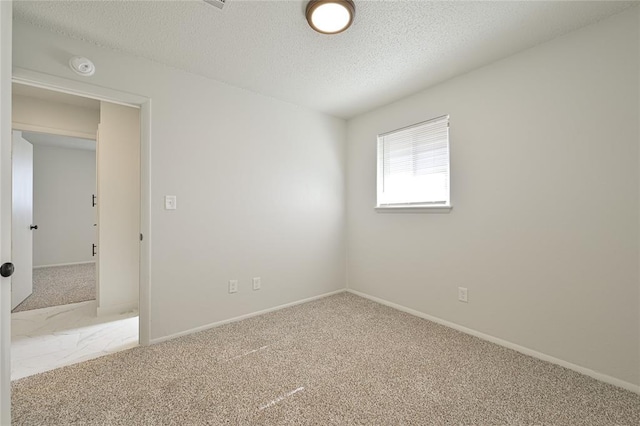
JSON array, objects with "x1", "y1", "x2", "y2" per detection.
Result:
[
  {"x1": 69, "y1": 56, "x2": 96, "y2": 77},
  {"x1": 203, "y1": 0, "x2": 226, "y2": 9}
]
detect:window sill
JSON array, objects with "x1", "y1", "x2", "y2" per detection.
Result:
[{"x1": 375, "y1": 205, "x2": 452, "y2": 214}]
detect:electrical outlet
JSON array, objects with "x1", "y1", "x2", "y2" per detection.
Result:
[
  {"x1": 252, "y1": 277, "x2": 261, "y2": 291},
  {"x1": 228, "y1": 279, "x2": 238, "y2": 294},
  {"x1": 458, "y1": 287, "x2": 468, "y2": 303}
]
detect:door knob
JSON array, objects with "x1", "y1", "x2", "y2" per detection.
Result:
[
  {"x1": 1, "y1": 262, "x2": 14, "y2": 277},
  {"x1": 30, "y1": 225, "x2": 38, "y2": 230}
]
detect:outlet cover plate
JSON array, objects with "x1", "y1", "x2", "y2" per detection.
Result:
[
  {"x1": 458, "y1": 287, "x2": 468, "y2": 303},
  {"x1": 252, "y1": 277, "x2": 261, "y2": 290}
]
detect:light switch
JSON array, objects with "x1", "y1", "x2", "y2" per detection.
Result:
[{"x1": 164, "y1": 195, "x2": 177, "y2": 210}]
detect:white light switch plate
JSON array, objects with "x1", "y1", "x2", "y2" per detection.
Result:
[{"x1": 164, "y1": 195, "x2": 177, "y2": 210}]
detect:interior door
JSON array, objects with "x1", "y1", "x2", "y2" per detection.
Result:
[
  {"x1": 97, "y1": 102, "x2": 140, "y2": 316},
  {"x1": 1, "y1": 1, "x2": 13, "y2": 422},
  {"x1": 11, "y1": 131, "x2": 33, "y2": 309}
]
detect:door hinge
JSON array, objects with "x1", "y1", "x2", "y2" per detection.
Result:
[{"x1": 140, "y1": 233, "x2": 143, "y2": 241}]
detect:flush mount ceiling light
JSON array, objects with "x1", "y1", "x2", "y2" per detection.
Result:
[
  {"x1": 306, "y1": 0, "x2": 355, "y2": 35},
  {"x1": 69, "y1": 56, "x2": 96, "y2": 77}
]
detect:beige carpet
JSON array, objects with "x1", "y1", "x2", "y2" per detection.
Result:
[
  {"x1": 12, "y1": 263, "x2": 96, "y2": 313},
  {"x1": 11, "y1": 293, "x2": 640, "y2": 425}
]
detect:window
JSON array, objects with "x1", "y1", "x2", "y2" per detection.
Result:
[{"x1": 376, "y1": 115, "x2": 450, "y2": 210}]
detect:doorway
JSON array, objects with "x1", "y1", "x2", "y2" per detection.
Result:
[
  {"x1": 10, "y1": 83, "x2": 142, "y2": 379},
  {"x1": 12, "y1": 130, "x2": 97, "y2": 313}
]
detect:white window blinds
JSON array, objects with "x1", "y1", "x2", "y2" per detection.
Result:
[{"x1": 377, "y1": 115, "x2": 450, "y2": 207}]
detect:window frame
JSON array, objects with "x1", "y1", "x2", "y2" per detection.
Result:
[{"x1": 375, "y1": 115, "x2": 452, "y2": 213}]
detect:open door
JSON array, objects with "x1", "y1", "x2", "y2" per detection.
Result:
[
  {"x1": 0, "y1": 1, "x2": 12, "y2": 422},
  {"x1": 96, "y1": 102, "x2": 140, "y2": 316},
  {"x1": 11, "y1": 131, "x2": 33, "y2": 309}
]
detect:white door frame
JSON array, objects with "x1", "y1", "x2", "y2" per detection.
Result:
[
  {"x1": 0, "y1": 1, "x2": 13, "y2": 423},
  {"x1": 11, "y1": 67, "x2": 152, "y2": 347}
]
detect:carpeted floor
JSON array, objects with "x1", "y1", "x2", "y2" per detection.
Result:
[
  {"x1": 11, "y1": 292, "x2": 640, "y2": 425},
  {"x1": 12, "y1": 263, "x2": 96, "y2": 313}
]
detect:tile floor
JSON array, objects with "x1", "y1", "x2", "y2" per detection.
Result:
[{"x1": 11, "y1": 301, "x2": 138, "y2": 380}]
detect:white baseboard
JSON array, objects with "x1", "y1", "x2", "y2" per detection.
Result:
[
  {"x1": 97, "y1": 301, "x2": 138, "y2": 317},
  {"x1": 34, "y1": 261, "x2": 95, "y2": 269},
  {"x1": 150, "y1": 289, "x2": 346, "y2": 345},
  {"x1": 347, "y1": 289, "x2": 640, "y2": 395}
]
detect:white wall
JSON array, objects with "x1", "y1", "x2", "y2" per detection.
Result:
[
  {"x1": 12, "y1": 21, "x2": 347, "y2": 340},
  {"x1": 32, "y1": 144, "x2": 96, "y2": 267},
  {"x1": 12, "y1": 94, "x2": 99, "y2": 139},
  {"x1": 347, "y1": 10, "x2": 640, "y2": 387}
]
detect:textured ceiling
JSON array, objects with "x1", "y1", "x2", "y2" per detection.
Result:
[{"x1": 13, "y1": 0, "x2": 637, "y2": 119}]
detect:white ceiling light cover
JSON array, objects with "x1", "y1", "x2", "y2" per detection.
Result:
[{"x1": 307, "y1": 0, "x2": 355, "y2": 34}]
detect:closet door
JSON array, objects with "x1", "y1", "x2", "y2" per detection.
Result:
[{"x1": 11, "y1": 130, "x2": 33, "y2": 310}]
